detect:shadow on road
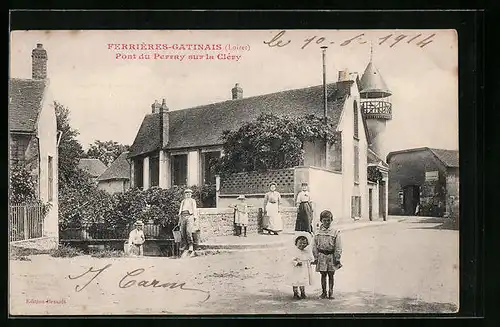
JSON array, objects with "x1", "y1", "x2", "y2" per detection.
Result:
[
  {"x1": 201, "y1": 289, "x2": 458, "y2": 314},
  {"x1": 408, "y1": 218, "x2": 458, "y2": 231}
]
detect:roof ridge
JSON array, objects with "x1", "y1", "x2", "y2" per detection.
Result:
[{"x1": 173, "y1": 81, "x2": 353, "y2": 113}]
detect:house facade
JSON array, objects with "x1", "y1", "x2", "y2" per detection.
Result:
[
  {"x1": 97, "y1": 152, "x2": 131, "y2": 194},
  {"x1": 386, "y1": 147, "x2": 459, "y2": 218},
  {"x1": 9, "y1": 44, "x2": 59, "y2": 246},
  {"x1": 128, "y1": 59, "x2": 391, "y2": 223}
]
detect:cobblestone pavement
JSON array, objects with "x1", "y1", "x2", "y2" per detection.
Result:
[{"x1": 9, "y1": 218, "x2": 459, "y2": 315}]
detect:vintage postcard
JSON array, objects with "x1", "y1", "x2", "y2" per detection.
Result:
[{"x1": 9, "y1": 29, "x2": 459, "y2": 315}]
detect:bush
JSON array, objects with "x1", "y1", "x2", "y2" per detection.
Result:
[
  {"x1": 59, "y1": 183, "x2": 217, "y2": 239},
  {"x1": 9, "y1": 162, "x2": 37, "y2": 204},
  {"x1": 49, "y1": 244, "x2": 84, "y2": 258},
  {"x1": 9, "y1": 245, "x2": 50, "y2": 260}
]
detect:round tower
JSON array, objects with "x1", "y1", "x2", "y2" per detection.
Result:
[{"x1": 359, "y1": 51, "x2": 392, "y2": 157}]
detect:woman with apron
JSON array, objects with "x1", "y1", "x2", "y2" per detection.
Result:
[{"x1": 263, "y1": 182, "x2": 283, "y2": 235}]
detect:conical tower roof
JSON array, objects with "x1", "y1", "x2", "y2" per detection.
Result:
[{"x1": 359, "y1": 61, "x2": 392, "y2": 99}]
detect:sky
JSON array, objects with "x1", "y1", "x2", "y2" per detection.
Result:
[{"x1": 10, "y1": 29, "x2": 458, "y2": 159}]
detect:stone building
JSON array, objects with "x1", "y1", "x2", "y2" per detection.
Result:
[
  {"x1": 127, "y1": 56, "x2": 393, "y2": 223},
  {"x1": 386, "y1": 147, "x2": 459, "y2": 218},
  {"x1": 97, "y1": 152, "x2": 131, "y2": 194},
  {"x1": 9, "y1": 44, "x2": 59, "y2": 247}
]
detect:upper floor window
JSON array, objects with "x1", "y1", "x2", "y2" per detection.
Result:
[
  {"x1": 48, "y1": 156, "x2": 53, "y2": 201},
  {"x1": 354, "y1": 142, "x2": 360, "y2": 183},
  {"x1": 354, "y1": 100, "x2": 359, "y2": 139}
]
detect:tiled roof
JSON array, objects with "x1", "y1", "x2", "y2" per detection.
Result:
[
  {"x1": 387, "y1": 147, "x2": 459, "y2": 168},
  {"x1": 9, "y1": 78, "x2": 47, "y2": 132},
  {"x1": 129, "y1": 81, "x2": 354, "y2": 157},
  {"x1": 367, "y1": 148, "x2": 389, "y2": 168},
  {"x1": 78, "y1": 158, "x2": 107, "y2": 178},
  {"x1": 128, "y1": 113, "x2": 162, "y2": 157},
  {"x1": 429, "y1": 148, "x2": 459, "y2": 168},
  {"x1": 98, "y1": 152, "x2": 131, "y2": 181}
]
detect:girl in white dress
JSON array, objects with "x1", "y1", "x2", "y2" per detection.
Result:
[{"x1": 289, "y1": 232, "x2": 315, "y2": 299}]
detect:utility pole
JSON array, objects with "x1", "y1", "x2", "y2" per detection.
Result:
[
  {"x1": 321, "y1": 46, "x2": 329, "y2": 167},
  {"x1": 321, "y1": 46, "x2": 328, "y2": 119}
]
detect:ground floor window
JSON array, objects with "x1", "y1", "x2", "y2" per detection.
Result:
[
  {"x1": 149, "y1": 155, "x2": 159, "y2": 187},
  {"x1": 171, "y1": 154, "x2": 188, "y2": 186},
  {"x1": 202, "y1": 151, "x2": 221, "y2": 184},
  {"x1": 134, "y1": 159, "x2": 144, "y2": 189},
  {"x1": 351, "y1": 196, "x2": 361, "y2": 218}
]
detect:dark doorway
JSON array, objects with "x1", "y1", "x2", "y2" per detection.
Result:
[
  {"x1": 171, "y1": 154, "x2": 188, "y2": 186},
  {"x1": 379, "y1": 181, "x2": 387, "y2": 220},
  {"x1": 368, "y1": 189, "x2": 373, "y2": 221},
  {"x1": 403, "y1": 185, "x2": 420, "y2": 216}
]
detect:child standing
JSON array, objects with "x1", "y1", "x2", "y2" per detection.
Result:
[
  {"x1": 312, "y1": 210, "x2": 343, "y2": 299},
  {"x1": 128, "y1": 220, "x2": 145, "y2": 256},
  {"x1": 178, "y1": 188, "x2": 198, "y2": 258},
  {"x1": 229, "y1": 195, "x2": 253, "y2": 237},
  {"x1": 290, "y1": 232, "x2": 315, "y2": 299}
]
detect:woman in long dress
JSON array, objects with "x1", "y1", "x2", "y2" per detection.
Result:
[
  {"x1": 263, "y1": 182, "x2": 283, "y2": 235},
  {"x1": 295, "y1": 182, "x2": 314, "y2": 233}
]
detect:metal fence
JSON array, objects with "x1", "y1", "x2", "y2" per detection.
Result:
[
  {"x1": 60, "y1": 222, "x2": 165, "y2": 241},
  {"x1": 9, "y1": 203, "x2": 45, "y2": 242}
]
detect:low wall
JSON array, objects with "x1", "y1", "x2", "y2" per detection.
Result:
[
  {"x1": 10, "y1": 236, "x2": 58, "y2": 251},
  {"x1": 218, "y1": 193, "x2": 294, "y2": 209},
  {"x1": 198, "y1": 207, "x2": 297, "y2": 241}
]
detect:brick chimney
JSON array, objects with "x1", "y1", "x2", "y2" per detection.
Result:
[
  {"x1": 159, "y1": 98, "x2": 169, "y2": 147},
  {"x1": 151, "y1": 100, "x2": 160, "y2": 114},
  {"x1": 231, "y1": 83, "x2": 243, "y2": 100},
  {"x1": 32, "y1": 43, "x2": 48, "y2": 80}
]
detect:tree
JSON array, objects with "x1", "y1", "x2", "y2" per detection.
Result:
[
  {"x1": 215, "y1": 113, "x2": 340, "y2": 176},
  {"x1": 86, "y1": 140, "x2": 130, "y2": 166},
  {"x1": 55, "y1": 101, "x2": 86, "y2": 188},
  {"x1": 9, "y1": 162, "x2": 37, "y2": 204}
]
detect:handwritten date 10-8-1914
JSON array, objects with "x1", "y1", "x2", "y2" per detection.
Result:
[{"x1": 263, "y1": 30, "x2": 435, "y2": 50}]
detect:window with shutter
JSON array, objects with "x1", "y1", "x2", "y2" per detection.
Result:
[
  {"x1": 48, "y1": 156, "x2": 53, "y2": 201},
  {"x1": 354, "y1": 142, "x2": 360, "y2": 183},
  {"x1": 354, "y1": 101, "x2": 359, "y2": 139}
]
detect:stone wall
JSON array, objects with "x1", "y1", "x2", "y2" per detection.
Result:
[{"x1": 198, "y1": 207, "x2": 297, "y2": 241}]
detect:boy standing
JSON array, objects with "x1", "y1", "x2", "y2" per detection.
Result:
[{"x1": 312, "y1": 210, "x2": 343, "y2": 299}]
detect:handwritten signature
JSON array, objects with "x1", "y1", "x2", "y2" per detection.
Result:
[
  {"x1": 264, "y1": 30, "x2": 435, "y2": 50},
  {"x1": 68, "y1": 264, "x2": 210, "y2": 303}
]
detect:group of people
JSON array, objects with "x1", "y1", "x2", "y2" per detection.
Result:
[
  {"x1": 127, "y1": 181, "x2": 343, "y2": 299},
  {"x1": 230, "y1": 181, "x2": 343, "y2": 299}
]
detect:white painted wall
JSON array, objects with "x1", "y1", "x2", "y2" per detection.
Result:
[
  {"x1": 187, "y1": 150, "x2": 200, "y2": 186},
  {"x1": 294, "y1": 166, "x2": 343, "y2": 228},
  {"x1": 36, "y1": 82, "x2": 58, "y2": 238},
  {"x1": 143, "y1": 156, "x2": 150, "y2": 190},
  {"x1": 336, "y1": 83, "x2": 370, "y2": 222},
  {"x1": 368, "y1": 183, "x2": 380, "y2": 220},
  {"x1": 98, "y1": 179, "x2": 127, "y2": 194},
  {"x1": 159, "y1": 150, "x2": 171, "y2": 188}
]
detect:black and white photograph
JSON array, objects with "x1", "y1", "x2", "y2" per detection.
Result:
[{"x1": 9, "y1": 29, "x2": 459, "y2": 315}]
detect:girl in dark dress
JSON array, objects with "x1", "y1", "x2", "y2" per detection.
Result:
[{"x1": 295, "y1": 183, "x2": 314, "y2": 233}]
